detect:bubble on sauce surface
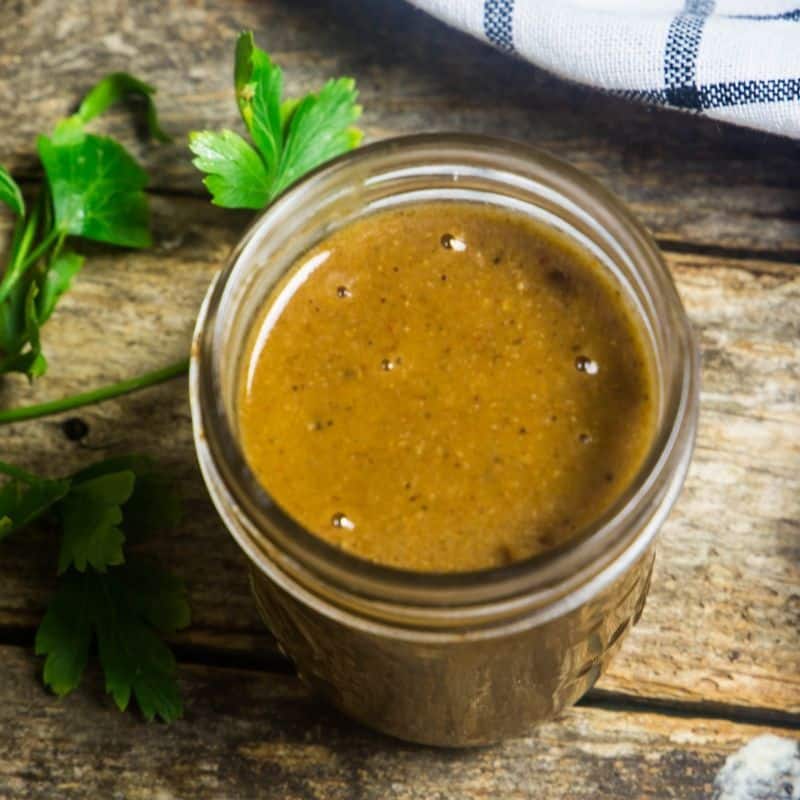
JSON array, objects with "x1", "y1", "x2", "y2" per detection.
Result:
[
  {"x1": 440, "y1": 233, "x2": 466, "y2": 252},
  {"x1": 380, "y1": 358, "x2": 395, "y2": 371},
  {"x1": 575, "y1": 355, "x2": 599, "y2": 375},
  {"x1": 336, "y1": 285, "x2": 351, "y2": 298},
  {"x1": 331, "y1": 512, "x2": 355, "y2": 530}
]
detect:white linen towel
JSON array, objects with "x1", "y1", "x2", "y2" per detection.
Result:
[{"x1": 406, "y1": 0, "x2": 800, "y2": 138}]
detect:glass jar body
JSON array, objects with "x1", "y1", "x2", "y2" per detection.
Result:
[
  {"x1": 190, "y1": 135, "x2": 698, "y2": 747},
  {"x1": 250, "y1": 550, "x2": 654, "y2": 746}
]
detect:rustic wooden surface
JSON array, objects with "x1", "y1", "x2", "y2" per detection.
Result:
[
  {"x1": 1, "y1": 646, "x2": 796, "y2": 800},
  {"x1": 1, "y1": 0, "x2": 799, "y2": 797}
]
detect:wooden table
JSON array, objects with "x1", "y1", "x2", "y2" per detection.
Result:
[{"x1": 1, "y1": 1, "x2": 798, "y2": 797}]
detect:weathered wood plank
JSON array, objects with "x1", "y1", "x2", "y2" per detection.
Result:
[
  {"x1": 0, "y1": 195, "x2": 798, "y2": 716},
  {"x1": 0, "y1": 645, "x2": 793, "y2": 800},
  {"x1": 1, "y1": 0, "x2": 799, "y2": 252}
]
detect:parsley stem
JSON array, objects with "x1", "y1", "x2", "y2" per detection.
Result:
[
  {"x1": 0, "y1": 357, "x2": 190, "y2": 425},
  {"x1": 0, "y1": 459, "x2": 41, "y2": 485},
  {"x1": 0, "y1": 199, "x2": 43, "y2": 304},
  {"x1": 49, "y1": 230, "x2": 68, "y2": 267},
  {"x1": 17, "y1": 225, "x2": 61, "y2": 274}
]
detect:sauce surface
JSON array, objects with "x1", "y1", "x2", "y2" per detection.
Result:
[{"x1": 238, "y1": 203, "x2": 657, "y2": 572}]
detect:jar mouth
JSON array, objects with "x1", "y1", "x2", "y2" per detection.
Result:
[{"x1": 190, "y1": 133, "x2": 699, "y2": 615}]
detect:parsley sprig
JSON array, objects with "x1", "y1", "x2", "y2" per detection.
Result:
[
  {"x1": 0, "y1": 73, "x2": 167, "y2": 380},
  {"x1": 0, "y1": 36, "x2": 365, "y2": 722},
  {"x1": 190, "y1": 31, "x2": 362, "y2": 208},
  {"x1": 0, "y1": 455, "x2": 188, "y2": 722},
  {"x1": 1, "y1": 33, "x2": 363, "y2": 425}
]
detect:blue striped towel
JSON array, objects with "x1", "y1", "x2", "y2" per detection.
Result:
[{"x1": 406, "y1": 0, "x2": 800, "y2": 138}]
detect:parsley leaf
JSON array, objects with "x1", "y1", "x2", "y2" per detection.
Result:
[
  {"x1": 35, "y1": 251, "x2": 84, "y2": 324},
  {"x1": 34, "y1": 569, "x2": 93, "y2": 696},
  {"x1": 188, "y1": 130, "x2": 271, "y2": 209},
  {"x1": 38, "y1": 130, "x2": 152, "y2": 248},
  {"x1": 0, "y1": 165, "x2": 24, "y2": 216},
  {"x1": 0, "y1": 275, "x2": 47, "y2": 379},
  {"x1": 190, "y1": 31, "x2": 362, "y2": 209},
  {"x1": 95, "y1": 557, "x2": 188, "y2": 721},
  {"x1": 76, "y1": 72, "x2": 171, "y2": 143},
  {"x1": 36, "y1": 559, "x2": 189, "y2": 722},
  {"x1": 273, "y1": 78, "x2": 362, "y2": 197},
  {"x1": 0, "y1": 455, "x2": 189, "y2": 722},
  {"x1": 71, "y1": 454, "x2": 182, "y2": 543},
  {"x1": 234, "y1": 31, "x2": 283, "y2": 180},
  {"x1": 0, "y1": 71, "x2": 166, "y2": 379},
  {"x1": 57, "y1": 470, "x2": 135, "y2": 573},
  {"x1": 0, "y1": 467, "x2": 70, "y2": 541}
]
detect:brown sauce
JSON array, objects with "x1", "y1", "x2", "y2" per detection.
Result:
[{"x1": 238, "y1": 203, "x2": 657, "y2": 572}]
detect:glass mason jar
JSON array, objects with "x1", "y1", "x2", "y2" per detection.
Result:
[{"x1": 189, "y1": 134, "x2": 699, "y2": 747}]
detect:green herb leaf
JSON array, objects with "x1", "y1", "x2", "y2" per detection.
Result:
[
  {"x1": 0, "y1": 467, "x2": 70, "y2": 541},
  {"x1": 72, "y1": 454, "x2": 182, "y2": 543},
  {"x1": 94, "y1": 563, "x2": 185, "y2": 721},
  {"x1": 57, "y1": 470, "x2": 136, "y2": 573},
  {"x1": 22, "y1": 282, "x2": 47, "y2": 380},
  {"x1": 120, "y1": 466, "x2": 182, "y2": 543},
  {"x1": 76, "y1": 72, "x2": 171, "y2": 143},
  {"x1": 1, "y1": 70, "x2": 164, "y2": 380},
  {"x1": 35, "y1": 569, "x2": 93, "y2": 696},
  {"x1": 0, "y1": 165, "x2": 24, "y2": 216},
  {"x1": 35, "y1": 251, "x2": 85, "y2": 324},
  {"x1": 0, "y1": 348, "x2": 47, "y2": 379},
  {"x1": 234, "y1": 32, "x2": 283, "y2": 179},
  {"x1": 189, "y1": 130, "x2": 271, "y2": 209},
  {"x1": 36, "y1": 562, "x2": 188, "y2": 721},
  {"x1": 38, "y1": 130, "x2": 151, "y2": 248},
  {"x1": 120, "y1": 555, "x2": 191, "y2": 635},
  {"x1": 191, "y1": 31, "x2": 362, "y2": 209},
  {"x1": 273, "y1": 77, "x2": 362, "y2": 197},
  {"x1": 1, "y1": 454, "x2": 188, "y2": 721}
]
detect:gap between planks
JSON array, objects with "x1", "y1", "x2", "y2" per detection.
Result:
[
  {"x1": 8, "y1": 176, "x2": 800, "y2": 269},
  {"x1": 0, "y1": 626, "x2": 797, "y2": 732}
]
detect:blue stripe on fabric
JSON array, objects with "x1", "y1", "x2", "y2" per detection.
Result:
[
  {"x1": 727, "y1": 9, "x2": 800, "y2": 21},
  {"x1": 699, "y1": 78, "x2": 800, "y2": 108},
  {"x1": 484, "y1": 0, "x2": 515, "y2": 52},
  {"x1": 613, "y1": 88, "x2": 670, "y2": 105},
  {"x1": 664, "y1": 0, "x2": 715, "y2": 110},
  {"x1": 614, "y1": 78, "x2": 800, "y2": 111}
]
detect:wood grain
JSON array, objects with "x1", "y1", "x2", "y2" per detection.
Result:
[
  {"x1": 0, "y1": 195, "x2": 798, "y2": 718},
  {"x1": 0, "y1": 645, "x2": 793, "y2": 800},
  {"x1": 1, "y1": 2, "x2": 799, "y2": 792},
  {"x1": 1, "y1": 0, "x2": 799, "y2": 253}
]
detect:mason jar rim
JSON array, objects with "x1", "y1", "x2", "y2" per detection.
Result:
[{"x1": 190, "y1": 133, "x2": 699, "y2": 628}]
